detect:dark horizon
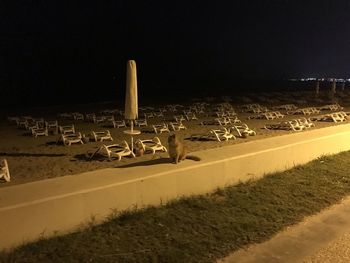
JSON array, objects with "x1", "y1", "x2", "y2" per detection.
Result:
[{"x1": 1, "y1": 0, "x2": 350, "y2": 108}]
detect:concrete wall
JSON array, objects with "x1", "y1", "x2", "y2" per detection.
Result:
[{"x1": 1, "y1": 124, "x2": 350, "y2": 250}]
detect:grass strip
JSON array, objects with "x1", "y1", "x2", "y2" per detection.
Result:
[{"x1": 2, "y1": 152, "x2": 350, "y2": 262}]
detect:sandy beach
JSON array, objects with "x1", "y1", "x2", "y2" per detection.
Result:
[{"x1": 1, "y1": 90, "x2": 350, "y2": 187}]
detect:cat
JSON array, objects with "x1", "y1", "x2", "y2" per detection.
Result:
[
  {"x1": 134, "y1": 140, "x2": 145, "y2": 157},
  {"x1": 168, "y1": 133, "x2": 201, "y2": 164}
]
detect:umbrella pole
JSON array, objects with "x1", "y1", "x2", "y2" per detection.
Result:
[{"x1": 130, "y1": 120, "x2": 134, "y2": 152}]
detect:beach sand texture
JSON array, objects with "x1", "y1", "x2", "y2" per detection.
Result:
[{"x1": 1, "y1": 91, "x2": 350, "y2": 187}]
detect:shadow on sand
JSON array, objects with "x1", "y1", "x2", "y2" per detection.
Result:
[
  {"x1": 73, "y1": 153, "x2": 110, "y2": 162},
  {"x1": 117, "y1": 157, "x2": 172, "y2": 168},
  {"x1": 184, "y1": 136, "x2": 214, "y2": 142},
  {"x1": 45, "y1": 141, "x2": 59, "y2": 146},
  {"x1": 0, "y1": 152, "x2": 66, "y2": 157}
]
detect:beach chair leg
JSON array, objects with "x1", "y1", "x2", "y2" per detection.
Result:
[{"x1": 89, "y1": 146, "x2": 102, "y2": 160}]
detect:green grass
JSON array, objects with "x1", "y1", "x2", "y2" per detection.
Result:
[{"x1": 2, "y1": 152, "x2": 350, "y2": 263}]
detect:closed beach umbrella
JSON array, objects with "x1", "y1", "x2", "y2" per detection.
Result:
[
  {"x1": 315, "y1": 80, "x2": 319, "y2": 98},
  {"x1": 125, "y1": 60, "x2": 138, "y2": 120},
  {"x1": 331, "y1": 79, "x2": 336, "y2": 94},
  {"x1": 124, "y1": 60, "x2": 140, "y2": 152},
  {"x1": 341, "y1": 81, "x2": 345, "y2": 92}
]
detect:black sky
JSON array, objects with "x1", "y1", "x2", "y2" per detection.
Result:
[{"x1": 1, "y1": 0, "x2": 350, "y2": 107}]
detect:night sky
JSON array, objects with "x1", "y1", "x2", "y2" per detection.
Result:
[{"x1": 1, "y1": 0, "x2": 350, "y2": 107}]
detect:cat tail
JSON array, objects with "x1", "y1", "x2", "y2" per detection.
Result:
[{"x1": 185, "y1": 155, "x2": 201, "y2": 161}]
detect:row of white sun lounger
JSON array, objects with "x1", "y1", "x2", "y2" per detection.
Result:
[
  {"x1": 61, "y1": 122, "x2": 258, "y2": 162},
  {"x1": 88, "y1": 137, "x2": 167, "y2": 161},
  {"x1": 8, "y1": 111, "x2": 347, "y2": 143},
  {"x1": 58, "y1": 109, "x2": 201, "y2": 123},
  {"x1": 34, "y1": 102, "x2": 343, "y2": 123},
  {"x1": 8, "y1": 107, "x2": 348, "y2": 142},
  {"x1": 191, "y1": 124, "x2": 257, "y2": 142},
  {"x1": 11, "y1": 110, "x2": 348, "y2": 148},
  {"x1": 309, "y1": 111, "x2": 349, "y2": 123},
  {"x1": 56, "y1": 107, "x2": 342, "y2": 133},
  {"x1": 56, "y1": 103, "x2": 342, "y2": 125},
  {"x1": 246, "y1": 106, "x2": 345, "y2": 120},
  {"x1": 10, "y1": 102, "x2": 343, "y2": 127},
  {"x1": 210, "y1": 125, "x2": 257, "y2": 141},
  {"x1": 201, "y1": 116, "x2": 241, "y2": 126},
  {"x1": 58, "y1": 129, "x2": 118, "y2": 146},
  {"x1": 62, "y1": 122, "x2": 257, "y2": 149},
  {"x1": 247, "y1": 111, "x2": 285, "y2": 120},
  {"x1": 87, "y1": 124, "x2": 258, "y2": 162},
  {"x1": 6, "y1": 102, "x2": 347, "y2": 138},
  {"x1": 240, "y1": 104, "x2": 270, "y2": 114},
  {"x1": 240, "y1": 103, "x2": 343, "y2": 115},
  {"x1": 286, "y1": 107, "x2": 321, "y2": 115},
  {"x1": 264, "y1": 117, "x2": 315, "y2": 132},
  {"x1": 8, "y1": 114, "x2": 243, "y2": 141}
]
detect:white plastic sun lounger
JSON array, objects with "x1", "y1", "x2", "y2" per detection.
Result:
[
  {"x1": 135, "y1": 137, "x2": 167, "y2": 154},
  {"x1": 59, "y1": 124, "x2": 75, "y2": 135},
  {"x1": 112, "y1": 120, "x2": 127, "y2": 128},
  {"x1": 90, "y1": 141, "x2": 135, "y2": 161},
  {"x1": 31, "y1": 126, "x2": 49, "y2": 138},
  {"x1": 153, "y1": 123, "x2": 170, "y2": 134},
  {"x1": 0, "y1": 159, "x2": 10, "y2": 182},
  {"x1": 91, "y1": 130, "x2": 113, "y2": 142},
  {"x1": 231, "y1": 124, "x2": 256, "y2": 137},
  {"x1": 135, "y1": 119, "x2": 148, "y2": 127},
  {"x1": 309, "y1": 112, "x2": 347, "y2": 123},
  {"x1": 264, "y1": 120, "x2": 305, "y2": 131},
  {"x1": 60, "y1": 132, "x2": 84, "y2": 146},
  {"x1": 210, "y1": 127, "x2": 236, "y2": 141},
  {"x1": 170, "y1": 121, "x2": 187, "y2": 131}
]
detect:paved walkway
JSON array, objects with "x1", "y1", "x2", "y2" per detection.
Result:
[{"x1": 218, "y1": 196, "x2": 350, "y2": 263}]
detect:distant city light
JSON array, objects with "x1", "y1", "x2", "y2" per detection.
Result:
[{"x1": 290, "y1": 78, "x2": 350, "y2": 82}]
